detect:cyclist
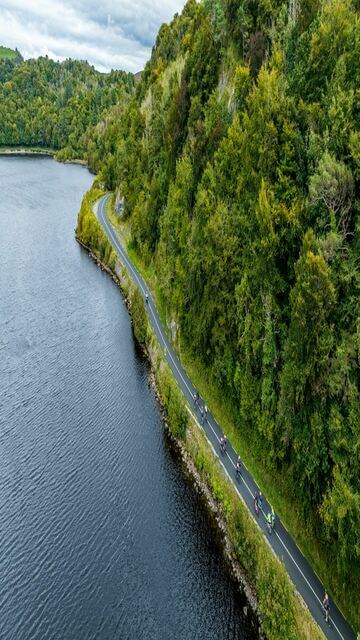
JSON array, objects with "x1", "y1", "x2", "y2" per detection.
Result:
[
  {"x1": 204, "y1": 404, "x2": 208, "y2": 420},
  {"x1": 223, "y1": 434, "x2": 227, "y2": 452},
  {"x1": 145, "y1": 292, "x2": 149, "y2": 304},
  {"x1": 254, "y1": 493, "x2": 259, "y2": 515},
  {"x1": 235, "y1": 455, "x2": 241, "y2": 477},
  {"x1": 219, "y1": 435, "x2": 227, "y2": 453},
  {"x1": 271, "y1": 509, "x2": 275, "y2": 530},
  {"x1": 266, "y1": 512, "x2": 272, "y2": 535},
  {"x1": 323, "y1": 591, "x2": 330, "y2": 624},
  {"x1": 258, "y1": 492, "x2": 263, "y2": 512}
]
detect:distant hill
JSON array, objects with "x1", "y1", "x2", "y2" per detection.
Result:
[
  {"x1": 0, "y1": 46, "x2": 22, "y2": 61},
  {"x1": 0, "y1": 55, "x2": 134, "y2": 160}
]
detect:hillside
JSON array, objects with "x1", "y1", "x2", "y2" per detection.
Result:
[
  {"x1": 2, "y1": 0, "x2": 358, "y2": 630},
  {"x1": 0, "y1": 55, "x2": 134, "y2": 161},
  {"x1": 90, "y1": 0, "x2": 360, "y2": 629},
  {"x1": 0, "y1": 46, "x2": 21, "y2": 60}
]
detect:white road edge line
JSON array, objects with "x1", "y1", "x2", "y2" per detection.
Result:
[{"x1": 99, "y1": 197, "x2": 345, "y2": 640}]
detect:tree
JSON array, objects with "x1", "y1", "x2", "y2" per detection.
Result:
[
  {"x1": 278, "y1": 230, "x2": 336, "y2": 504},
  {"x1": 309, "y1": 152, "x2": 354, "y2": 235},
  {"x1": 321, "y1": 467, "x2": 360, "y2": 572}
]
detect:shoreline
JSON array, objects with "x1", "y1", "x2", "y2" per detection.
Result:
[
  {"x1": 0, "y1": 148, "x2": 54, "y2": 157},
  {"x1": 75, "y1": 234, "x2": 262, "y2": 637},
  {"x1": 75, "y1": 188, "x2": 328, "y2": 640},
  {"x1": 0, "y1": 148, "x2": 88, "y2": 166}
]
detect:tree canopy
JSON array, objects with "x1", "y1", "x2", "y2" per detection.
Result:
[
  {"x1": 90, "y1": 0, "x2": 359, "y2": 624},
  {"x1": 4, "y1": 0, "x2": 359, "y2": 627},
  {"x1": 0, "y1": 54, "x2": 134, "y2": 160}
]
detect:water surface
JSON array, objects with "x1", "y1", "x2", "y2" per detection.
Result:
[{"x1": 0, "y1": 157, "x2": 254, "y2": 639}]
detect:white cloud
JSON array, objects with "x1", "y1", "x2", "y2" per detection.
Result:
[{"x1": 0, "y1": 0, "x2": 186, "y2": 72}]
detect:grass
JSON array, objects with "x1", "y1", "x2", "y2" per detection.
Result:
[
  {"x1": 152, "y1": 344, "x2": 325, "y2": 640},
  {"x1": 105, "y1": 193, "x2": 115, "y2": 219},
  {"x1": 0, "y1": 46, "x2": 17, "y2": 59},
  {"x1": 104, "y1": 193, "x2": 359, "y2": 633},
  {"x1": 107, "y1": 208, "x2": 169, "y2": 329},
  {"x1": 86, "y1": 186, "x2": 326, "y2": 640},
  {"x1": 179, "y1": 351, "x2": 359, "y2": 631}
]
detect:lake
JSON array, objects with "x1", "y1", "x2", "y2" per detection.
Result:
[{"x1": 0, "y1": 157, "x2": 254, "y2": 640}]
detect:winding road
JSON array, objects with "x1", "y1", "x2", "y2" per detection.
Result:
[{"x1": 96, "y1": 194, "x2": 356, "y2": 640}]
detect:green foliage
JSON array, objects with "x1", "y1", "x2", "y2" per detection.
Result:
[
  {"x1": 185, "y1": 12, "x2": 220, "y2": 103},
  {"x1": 233, "y1": 65, "x2": 252, "y2": 110},
  {"x1": 155, "y1": 359, "x2": 188, "y2": 439},
  {"x1": 0, "y1": 47, "x2": 22, "y2": 82},
  {"x1": 257, "y1": 547, "x2": 298, "y2": 640},
  {"x1": 105, "y1": 0, "x2": 359, "y2": 627},
  {"x1": 321, "y1": 464, "x2": 360, "y2": 571},
  {"x1": 7, "y1": 0, "x2": 359, "y2": 626},
  {"x1": 191, "y1": 430, "x2": 320, "y2": 640},
  {"x1": 0, "y1": 55, "x2": 134, "y2": 158},
  {"x1": 278, "y1": 231, "x2": 336, "y2": 504},
  {"x1": 0, "y1": 46, "x2": 21, "y2": 60},
  {"x1": 131, "y1": 288, "x2": 148, "y2": 346},
  {"x1": 204, "y1": 0, "x2": 226, "y2": 50},
  {"x1": 309, "y1": 152, "x2": 355, "y2": 234},
  {"x1": 76, "y1": 186, "x2": 116, "y2": 271}
]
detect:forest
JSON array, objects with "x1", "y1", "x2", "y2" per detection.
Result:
[
  {"x1": 86, "y1": 0, "x2": 359, "y2": 628},
  {"x1": 2, "y1": 0, "x2": 359, "y2": 628},
  {"x1": 0, "y1": 52, "x2": 134, "y2": 160}
]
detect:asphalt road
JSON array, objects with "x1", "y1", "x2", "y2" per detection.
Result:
[{"x1": 97, "y1": 194, "x2": 356, "y2": 640}]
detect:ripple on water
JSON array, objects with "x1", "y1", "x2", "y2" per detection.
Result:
[{"x1": 0, "y1": 158, "x2": 256, "y2": 640}]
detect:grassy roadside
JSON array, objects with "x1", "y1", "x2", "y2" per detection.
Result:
[
  {"x1": 108, "y1": 203, "x2": 169, "y2": 329},
  {"x1": 75, "y1": 183, "x2": 116, "y2": 270},
  {"x1": 76, "y1": 184, "x2": 326, "y2": 640},
  {"x1": 105, "y1": 195, "x2": 359, "y2": 633},
  {"x1": 173, "y1": 349, "x2": 360, "y2": 633},
  {"x1": 152, "y1": 345, "x2": 324, "y2": 640}
]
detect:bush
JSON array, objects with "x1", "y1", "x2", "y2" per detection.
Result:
[
  {"x1": 131, "y1": 287, "x2": 148, "y2": 346},
  {"x1": 155, "y1": 358, "x2": 188, "y2": 439},
  {"x1": 257, "y1": 548, "x2": 297, "y2": 640},
  {"x1": 168, "y1": 384, "x2": 188, "y2": 438},
  {"x1": 76, "y1": 183, "x2": 116, "y2": 271}
]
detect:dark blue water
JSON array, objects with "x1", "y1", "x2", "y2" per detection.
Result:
[{"x1": 0, "y1": 157, "x2": 254, "y2": 640}]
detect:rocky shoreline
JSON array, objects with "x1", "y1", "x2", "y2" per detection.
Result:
[
  {"x1": 76, "y1": 235, "x2": 262, "y2": 639},
  {"x1": 152, "y1": 375, "x2": 263, "y2": 639}
]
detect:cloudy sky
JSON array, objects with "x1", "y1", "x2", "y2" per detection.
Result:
[{"x1": 0, "y1": 0, "x2": 187, "y2": 73}]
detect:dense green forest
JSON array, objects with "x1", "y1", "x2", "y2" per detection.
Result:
[
  {"x1": 0, "y1": 53, "x2": 134, "y2": 160},
  {"x1": 88, "y1": 0, "x2": 359, "y2": 627},
  {"x1": 3, "y1": 0, "x2": 359, "y2": 628}
]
